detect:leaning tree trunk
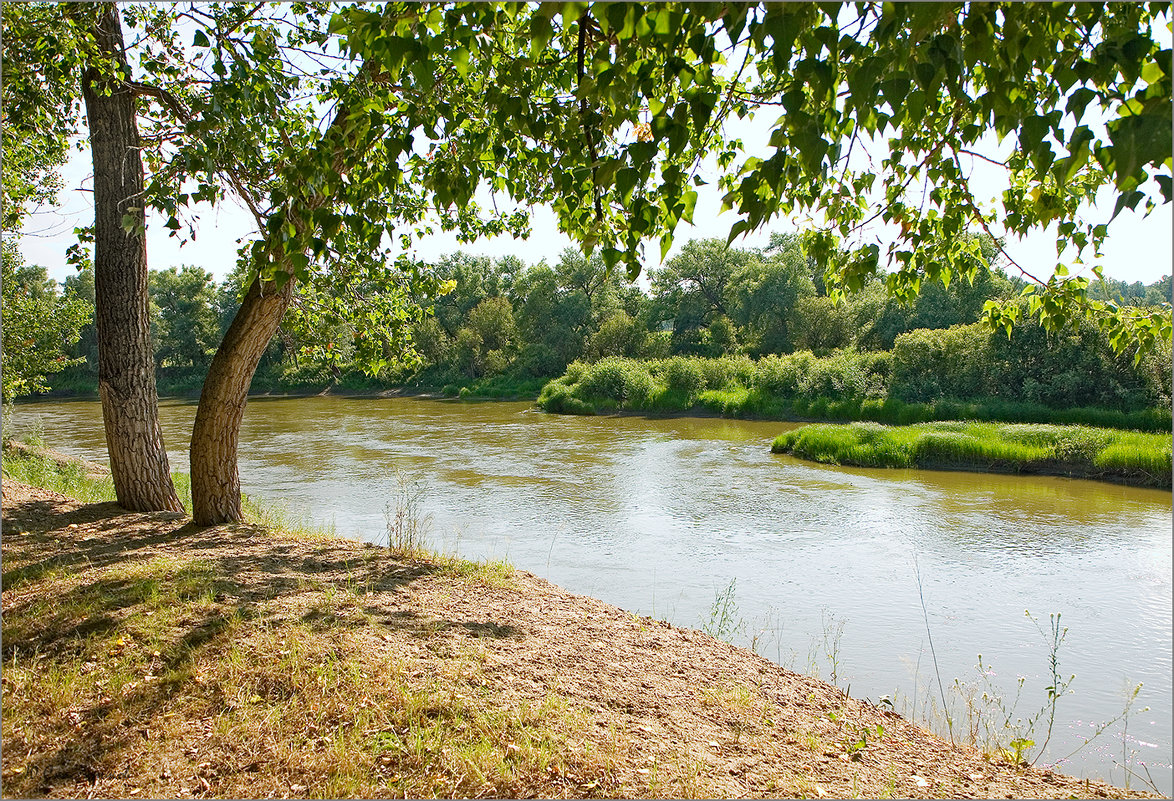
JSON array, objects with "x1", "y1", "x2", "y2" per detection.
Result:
[
  {"x1": 81, "y1": 3, "x2": 183, "y2": 513},
  {"x1": 190, "y1": 275, "x2": 295, "y2": 525},
  {"x1": 187, "y1": 59, "x2": 379, "y2": 525}
]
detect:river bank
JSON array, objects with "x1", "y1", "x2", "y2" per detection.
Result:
[
  {"x1": 535, "y1": 356, "x2": 1172, "y2": 433},
  {"x1": 1, "y1": 461, "x2": 1151, "y2": 799}
]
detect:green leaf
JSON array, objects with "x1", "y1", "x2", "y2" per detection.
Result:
[
  {"x1": 529, "y1": 14, "x2": 553, "y2": 58},
  {"x1": 680, "y1": 190, "x2": 698, "y2": 224},
  {"x1": 452, "y1": 47, "x2": 470, "y2": 76},
  {"x1": 727, "y1": 219, "x2": 751, "y2": 244},
  {"x1": 1108, "y1": 113, "x2": 1172, "y2": 185},
  {"x1": 616, "y1": 168, "x2": 639, "y2": 201}
]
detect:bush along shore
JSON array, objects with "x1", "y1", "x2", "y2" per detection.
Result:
[
  {"x1": 771, "y1": 421, "x2": 1172, "y2": 488},
  {"x1": 1, "y1": 443, "x2": 1152, "y2": 799},
  {"x1": 536, "y1": 351, "x2": 1172, "y2": 433}
]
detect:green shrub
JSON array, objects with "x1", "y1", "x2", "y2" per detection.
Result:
[
  {"x1": 576, "y1": 358, "x2": 656, "y2": 408},
  {"x1": 700, "y1": 355, "x2": 754, "y2": 390},
  {"x1": 754, "y1": 351, "x2": 815, "y2": 397},
  {"x1": 664, "y1": 357, "x2": 706, "y2": 399}
]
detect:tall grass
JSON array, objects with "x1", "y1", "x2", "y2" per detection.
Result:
[
  {"x1": 2, "y1": 445, "x2": 118, "y2": 503},
  {"x1": 772, "y1": 422, "x2": 1172, "y2": 487},
  {"x1": 537, "y1": 354, "x2": 1171, "y2": 432}
]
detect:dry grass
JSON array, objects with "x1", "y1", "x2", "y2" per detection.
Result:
[{"x1": 0, "y1": 492, "x2": 615, "y2": 799}]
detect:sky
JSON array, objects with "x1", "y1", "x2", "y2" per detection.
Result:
[{"x1": 17, "y1": 109, "x2": 1173, "y2": 291}]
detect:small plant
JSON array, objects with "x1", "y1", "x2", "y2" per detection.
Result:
[
  {"x1": 1003, "y1": 737, "x2": 1035, "y2": 767},
  {"x1": 1110, "y1": 683, "x2": 1156, "y2": 793},
  {"x1": 818, "y1": 609, "x2": 847, "y2": 688},
  {"x1": 1025, "y1": 610, "x2": 1074, "y2": 765},
  {"x1": 841, "y1": 722, "x2": 884, "y2": 759},
  {"x1": 702, "y1": 579, "x2": 745, "y2": 643},
  {"x1": 24, "y1": 416, "x2": 45, "y2": 448},
  {"x1": 749, "y1": 606, "x2": 786, "y2": 666},
  {"x1": 384, "y1": 469, "x2": 432, "y2": 558}
]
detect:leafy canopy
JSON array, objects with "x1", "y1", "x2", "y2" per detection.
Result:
[
  {"x1": 323, "y1": 2, "x2": 1173, "y2": 357},
  {"x1": 10, "y1": 2, "x2": 1169, "y2": 372}
]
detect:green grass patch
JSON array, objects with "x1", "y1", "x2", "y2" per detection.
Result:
[
  {"x1": 772, "y1": 421, "x2": 1172, "y2": 487},
  {"x1": 2, "y1": 441, "x2": 196, "y2": 510},
  {"x1": 2, "y1": 444, "x2": 118, "y2": 503}
]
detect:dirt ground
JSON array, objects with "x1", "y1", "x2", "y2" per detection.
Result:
[{"x1": 1, "y1": 480, "x2": 1149, "y2": 799}]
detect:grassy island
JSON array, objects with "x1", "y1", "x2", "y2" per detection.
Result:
[{"x1": 772, "y1": 421, "x2": 1172, "y2": 488}]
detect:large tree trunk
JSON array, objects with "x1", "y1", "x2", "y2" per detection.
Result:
[
  {"x1": 190, "y1": 275, "x2": 295, "y2": 525},
  {"x1": 187, "y1": 61, "x2": 376, "y2": 525},
  {"x1": 81, "y1": 3, "x2": 183, "y2": 513}
]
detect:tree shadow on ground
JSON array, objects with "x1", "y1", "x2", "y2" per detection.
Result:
[{"x1": 1, "y1": 494, "x2": 525, "y2": 796}]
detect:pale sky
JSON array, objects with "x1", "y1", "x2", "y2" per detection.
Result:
[{"x1": 18, "y1": 113, "x2": 1173, "y2": 290}]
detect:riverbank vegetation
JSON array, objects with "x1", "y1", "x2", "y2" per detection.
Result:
[
  {"x1": 2, "y1": 445, "x2": 1149, "y2": 799},
  {"x1": 535, "y1": 331, "x2": 1171, "y2": 432},
  {"x1": 771, "y1": 422, "x2": 1172, "y2": 488},
  {"x1": 27, "y1": 237, "x2": 1173, "y2": 427}
]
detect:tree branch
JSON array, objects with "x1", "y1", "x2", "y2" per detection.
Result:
[
  {"x1": 577, "y1": 12, "x2": 603, "y2": 222},
  {"x1": 126, "y1": 79, "x2": 267, "y2": 231}
]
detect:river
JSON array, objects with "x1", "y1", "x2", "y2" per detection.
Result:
[{"x1": 8, "y1": 395, "x2": 1172, "y2": 794}]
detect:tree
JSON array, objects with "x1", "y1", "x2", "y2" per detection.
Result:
[
  {"x1": 1, "y1": 6, "x2": 92, "y2": 407},
  {"x1": 4, "y1": 3, "x2": 187, "y2": 510},
  {"x1": 149, "y1": 266, "x2": 221, "y2": 369},
  {"x1": 0, "y1": 244, "x2": 90, "y2": 403},
  {"x1": 429, "y1": 254, "x2": 507, "y2": 337},
  {"x1": 588, "y1": 311, "x2": 645, "y2": 360},
  {"x1": 62, "y1": 264, "x2": 100, "y2": 383},
  {"x1": 649, "y1": 238, "x2": 756, "y2": 354},
  {"x1": 455, "y1": 297, "x2": 518, "y2": 377},
  {"x1": 81, "y1": 4, "x2": 185, "y2": 512},
  {"x1": 728, "y1": 233, "x2": 816, "y2": 355},
  {"x1": 20, "y1": 2, "x2": 1170, "y2": 523},
  {"x1": 512, "y1": 264, "x2": 590, "y2": 375}
]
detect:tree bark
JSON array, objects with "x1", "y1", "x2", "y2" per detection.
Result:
[
  {"x1": 190, "y1": 274, "x2": 294, "y2": 525},
  {"x1": 82, "y1": 3, "x2": 183, "y2": 513},
  {"x1": 187, "y1": 61, "x2": 380, "y2": 525}
]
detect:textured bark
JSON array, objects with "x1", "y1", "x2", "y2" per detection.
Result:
[
  {"x1": 190, "y1": 275, "x2": 295, "y2": 525},
  {"x1": 187, "y1": 60, "x2": 379, "y2": 525},
  {"x1": 82, "y1": 3, "x2": 183, "y2": 513}
]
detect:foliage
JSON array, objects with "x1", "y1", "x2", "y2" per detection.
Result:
[
  {"x1": 771, "y1": 422, "x2": 1172, "y2": 487},
  {"x1": 537, "y1": 347, "x2": 1170, "y2": 433},
  {"x1": 1, "y1": 6, "x2": 93, "y2": 405},
  {"x1": 0, "y1": 3, "x2": 79, "y2": 230},
  {"x1": 148, "y1": 265, "x2": 221, "y2": 368},
  {"x1": 1, "y1": 244, "x2": 91, "y2": 403},
  {"x1": 715, "y1": 3, "x2": 1171, "y2": 356},
  {"x1": 728, "y1": 233, "x2": 817, "y2": 355},
  {"x1": 892, "y1": 315, "x2": 1172, "y2": 410}
]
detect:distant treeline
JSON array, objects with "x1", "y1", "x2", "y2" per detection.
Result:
[{"x1": 31, "y1": 232, "x2": 1172, "y2": 425}]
